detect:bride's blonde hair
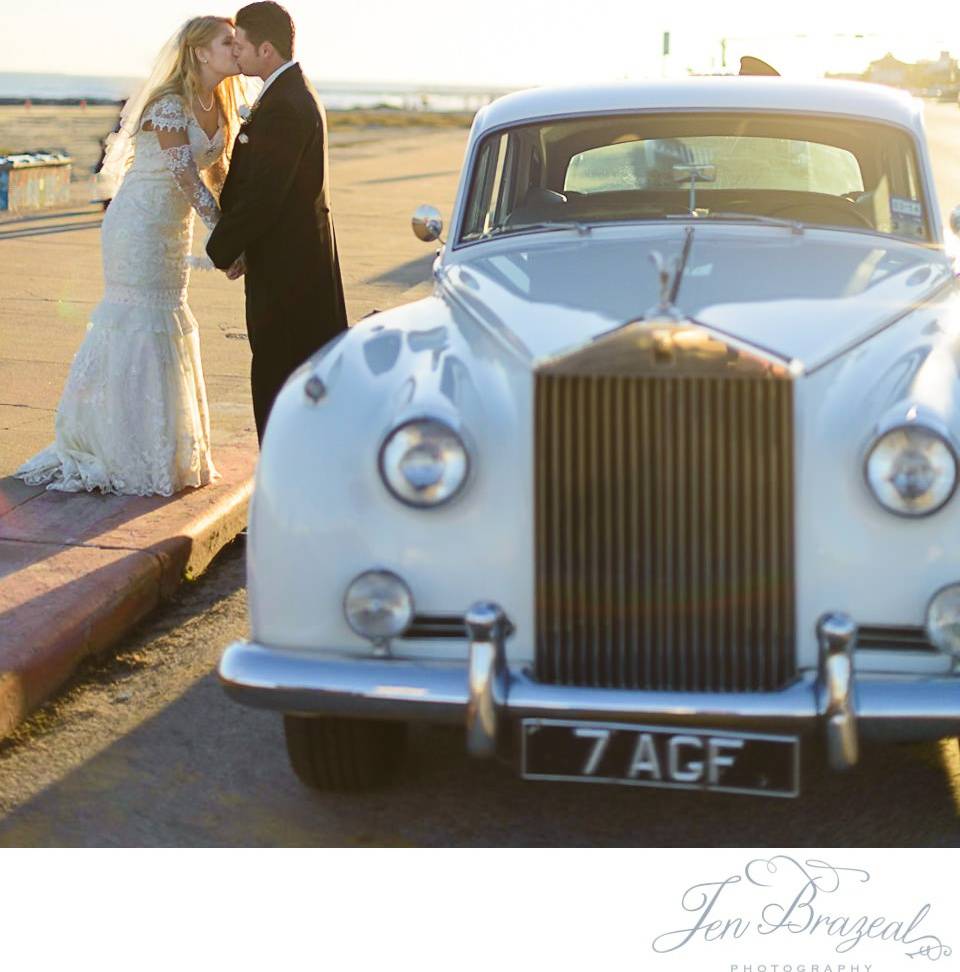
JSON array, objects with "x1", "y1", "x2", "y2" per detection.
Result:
[{"x1": 140, "y1": 16, "x2": 244, "y2": 188}]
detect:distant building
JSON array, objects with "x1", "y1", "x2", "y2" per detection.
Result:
[
  {"x1": 864, "y1": 53, "x2": 913, "y2": 87},
  {"x1": 917, "y1": 51, "x2": 957, "y2": 85},
  {"x1": 859, "y1": 51, "x2": 957, "y2": 92}
]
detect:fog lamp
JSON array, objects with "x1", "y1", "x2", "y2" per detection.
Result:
[
  {"x1": 926, "y1": 584, "x2": 960, "y2": 659},
  {"x1": 344, "y1": 570, "x2": 414, "y2": 643}
]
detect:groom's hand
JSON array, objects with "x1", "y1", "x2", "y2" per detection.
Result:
[{"x1": 225, "y1": 255, "x2": 246, "y2": 280}]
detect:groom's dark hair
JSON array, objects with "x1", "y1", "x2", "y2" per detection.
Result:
[{"x1": 236, "y1": 1, "x2": 295, "y2": 60}]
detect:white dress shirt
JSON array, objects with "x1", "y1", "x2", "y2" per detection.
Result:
[{"x1": 253, "y1": 60, "x2": 298, "y2": 107}]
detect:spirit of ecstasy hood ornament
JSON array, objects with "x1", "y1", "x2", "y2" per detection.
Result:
[{"x1": 647, "y1": 225, "x2": 694, "y2": 320}]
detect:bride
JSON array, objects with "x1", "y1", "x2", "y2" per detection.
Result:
[{"x1": 15, "y1": 17, "x2": 249, "y2": 496}]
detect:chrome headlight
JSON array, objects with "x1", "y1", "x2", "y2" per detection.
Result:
[
  {"x1": 865, "y1": 424, "x2": 957, "y2": 517},
  {"x1": 379, "y1": 418, "x2": 469, "y2": 507},
  {"x1": 344, "y1": 570, "x2": 414, "y2": 642}
]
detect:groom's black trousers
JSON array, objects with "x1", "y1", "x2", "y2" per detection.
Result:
[{"x1": 243, "y1": 217, "x2": 345, "y2": 442}]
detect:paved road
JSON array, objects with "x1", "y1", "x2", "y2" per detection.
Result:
[
  {"x1": 925, "y1": 101, "x2": 960, "y2": 229},
  {"x1": 1, "y1": 105, "x2": 960, "y2": 847}
]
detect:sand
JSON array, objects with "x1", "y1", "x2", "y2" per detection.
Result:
[
  {"x1": 0, "y1": 104, "x2": 471, "y2": 198},
  {"x1": 0, "y1": 105, "x2": 121, "y2": 184}
]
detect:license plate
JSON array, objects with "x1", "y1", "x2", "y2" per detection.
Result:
[{"x1": 521, "y1": 719, "x2": 799, "y2": 798}]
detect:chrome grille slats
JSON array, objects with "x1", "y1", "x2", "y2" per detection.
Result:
[
  {"x1": 614, "y1": 383, "x2": 627, "y2": 685},
  {"x1": 729, "y1": 379, "x2": 741, "y2": 690},
  {"x1": 715, "y1": 379, "x2": 730, "y2": 688},
  {"x1": 600, "y1": 377, "x2": 615, "y2": 686},
  {"x1": 575, "y1": 378, "x2": 588, "y2": 684},
  {"x1": 700, "y1": 378, "x2": 715, "y2": 692},
  {"x1": 639, "y1": 378, "x2": 653, "y2": 688},
  {"x1": 687, "y1": 377, "x2": 701, "y2": 691},
  {"x1": 654, "y1": 379, "x2": 668, "y2": 689},
  {"x1": 588, "y1": 379, "x2": 599, "y2": 685},
  {"x1": 534, "y1": 364, "x2": 796, "y2": 694},
  {"x1": 777, "y1": 373, "x2": 794, "y2": 685},
  {"x1": 755, "y1": 381, "x2": 767, "y2": 689}
]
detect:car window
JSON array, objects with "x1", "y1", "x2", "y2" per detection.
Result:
[
  {"x1": 462, "y1": 132, "x2": 510, "y2": 238},
  {"x1": 458, "y1": 112, "x2": 930, "y2": 244},
  {"x1": 565, "y1": 137, "x2": 864, "y2": 196}
]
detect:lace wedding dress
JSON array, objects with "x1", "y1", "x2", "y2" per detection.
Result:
[{"x1": 14, "y1": 94, "x2": 223, "y2": 496}]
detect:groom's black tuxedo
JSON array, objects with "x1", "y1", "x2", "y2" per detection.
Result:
[{"x1": 207, "y1": 63, "x2": 348, "y2": 441}]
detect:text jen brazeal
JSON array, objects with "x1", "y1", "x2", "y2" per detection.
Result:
[{"x1": 651, "y1": 856, "x2": 951, "y2": 961}]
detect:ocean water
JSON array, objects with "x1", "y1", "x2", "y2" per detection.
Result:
[{"x1": 0, "y1": 72, "x2": 510, "y2": 111}]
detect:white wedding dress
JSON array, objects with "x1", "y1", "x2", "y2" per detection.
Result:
[{"x1": 15, "y1": 94, "x2": 223, "y2": 496}]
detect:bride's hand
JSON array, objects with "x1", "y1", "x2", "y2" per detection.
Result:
[{"x1": 225, "y1": 255, "x2": 246, "y2": 280}]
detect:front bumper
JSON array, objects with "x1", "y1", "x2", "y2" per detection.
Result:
[{"x1": 219, "y1": 606, "x2": 960, "y2": 769}]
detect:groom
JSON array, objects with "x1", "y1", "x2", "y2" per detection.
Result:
[{"x1": 207, "y1": 1, "x2": 348, "y2": 442}]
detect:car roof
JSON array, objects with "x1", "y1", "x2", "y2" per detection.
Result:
[{"x1": 474, "y1": 78, "x2": 923, "y2": 134}]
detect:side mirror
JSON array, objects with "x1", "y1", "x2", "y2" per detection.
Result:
[
  {"x1": 950, "y1": 205, "x2": 960, "y2": 237},
  {"x1": 412, "y1": 204, "x2": 444, "y2": 243}
]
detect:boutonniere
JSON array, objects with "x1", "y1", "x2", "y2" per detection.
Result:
[
  {"x1": 236, "y1": 96, "x2": 264, "y2": 143},
  {"x1": 236, "y1": 102, "x2": 259, "y2": 143},
  {"x1": 239, "y1": 100, "x2": 263, "y2": 123}
]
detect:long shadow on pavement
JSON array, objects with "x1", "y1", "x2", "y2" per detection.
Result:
[
  {"x1": 0, "y1": 665, "x2": 957, "y2": 847},
  {"x1": 365, "y1": 253, "x2": 436, "y2": 288}
]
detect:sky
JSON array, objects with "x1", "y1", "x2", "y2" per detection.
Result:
[{"x1": 7, "y1": 0, "x2": 960, "y2": 86}]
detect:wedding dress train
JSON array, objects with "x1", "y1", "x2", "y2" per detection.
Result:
[{"x1": 15, "y1": 94, "x2": 223, "y2": 496}]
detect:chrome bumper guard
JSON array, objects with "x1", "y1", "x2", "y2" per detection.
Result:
[{"x1": 219, "y1": 605, "x2": 960, "y2": 771}]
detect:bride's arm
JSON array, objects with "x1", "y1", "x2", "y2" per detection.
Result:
[{"x1": 143, "y1": 95, "x2": 220, "y2": 231}]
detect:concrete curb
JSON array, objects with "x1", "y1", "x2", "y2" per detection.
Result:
[{"x1": 0, "y1": 439, "x2": 256, "y2": 737}]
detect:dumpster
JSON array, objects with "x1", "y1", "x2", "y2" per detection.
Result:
[{"x1": 0, "y1": 151, "x2": 72, "y2": 212}]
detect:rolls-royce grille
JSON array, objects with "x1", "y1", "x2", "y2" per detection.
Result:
[{"x1": 534, "y1": 371, "x2": 796, "y2": 693}]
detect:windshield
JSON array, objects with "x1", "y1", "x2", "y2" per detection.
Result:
[{"x1": 458, "y1": 112, "x2": 930, "y2": 244}]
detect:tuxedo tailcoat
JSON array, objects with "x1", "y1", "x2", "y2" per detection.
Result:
[{"x1": 207, "y1": 63, "x2": 348, "y2": 441}]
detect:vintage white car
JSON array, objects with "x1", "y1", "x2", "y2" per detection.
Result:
[{"x1": 220, "y1": 78, "x2": 960, "y2": 798}]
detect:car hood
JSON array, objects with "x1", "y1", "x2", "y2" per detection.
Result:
[{"x1": 442, "y1": 225, "x2": 954, "y2": 370}]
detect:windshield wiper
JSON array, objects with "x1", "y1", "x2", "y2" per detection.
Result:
[
  {"x1": 668, "y1": 211, "x2": 804, "y2": 234},
  {"x1": 486, "y1": 221, "x2": 592, "y2": 239}
]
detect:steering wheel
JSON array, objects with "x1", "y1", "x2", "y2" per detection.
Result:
[{"x1": 766, "y1": 197, "x2": 874, "y2": 230}]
